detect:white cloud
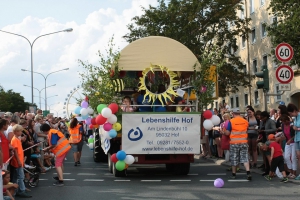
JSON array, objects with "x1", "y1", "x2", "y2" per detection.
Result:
[{"x1": 0, "y1": 0, "x2": 157, "y2": 117}]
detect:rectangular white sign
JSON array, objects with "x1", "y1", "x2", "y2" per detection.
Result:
[
  {"x1": 122, "y1": 114, "x2": 201, "y2": 154},
  {"x1": 278, "y1": 83, "x2": 291, "y2": 91}
]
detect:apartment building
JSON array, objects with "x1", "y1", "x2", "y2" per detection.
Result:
[{"x1": 216, "y1": 0, "x2": 300, "y2": 112}]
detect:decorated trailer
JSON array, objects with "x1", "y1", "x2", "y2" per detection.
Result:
[{"x1": 93, "y1": 36, "x2": 202, "y2": 177}]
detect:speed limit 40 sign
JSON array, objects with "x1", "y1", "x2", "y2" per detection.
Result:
[
  {"x1": 275, "y1": 43, "x2": 294, "y2": 62},
  {"x1": 275, "y1": 65, "x2": 294, "y2": 84}
]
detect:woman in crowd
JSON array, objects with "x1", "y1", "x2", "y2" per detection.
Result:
[
  {"x1": 220, "y1": 113, "x2": 230, "y2": 162},
  {"x1": 0, "y1": 119, "x2": 10, "y2": 166},
  {"x1": 247, "y1": 107, "x2": 260, "y2": 168}
]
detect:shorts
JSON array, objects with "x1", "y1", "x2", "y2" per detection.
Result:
[
  {"x1": 295, "y1": 141, "x2": 300, "y2": 151},
  {"x1": 229, "y1": 143, "x2": 249, "y2": 166},
  {"x1": 248, "y1": 134, "x2": 258, "y2": 140},
  {"x1": 71, "y1": 140, "x2": 83, "y2": 152},
  {"x1": 55, "y1": 151, "x2": 68, "y2": 167},
  {"x1": 270, "y1": 155, "x2": 284, "y2": 172}
]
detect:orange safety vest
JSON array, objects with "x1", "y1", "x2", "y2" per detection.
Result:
[
  {"x1": 48, "y1": 129, "x2": 71, "y2": 157},
  {"x1": 68, "y1": 125, "x2": 82, "y2": 144},
  {"x1": 229, "y1": 116, "x2": 248, "y2": 144}
]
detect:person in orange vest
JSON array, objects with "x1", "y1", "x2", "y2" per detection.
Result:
[
  {"x1": 225, "y1": 108, "x2": 252, "y2": 180},
  {"x1": 68, "y1": 118, "x2": 84, "y2": 166},
  {"x1": 40, "y1": 123, "x2": 71, "y2": 186}
]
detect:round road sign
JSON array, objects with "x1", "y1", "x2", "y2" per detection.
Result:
[
  {"x1": 275, "y1": 65, "x2": 294, "y2": 84},
  {"x1": 275, "y1": 43, "x2": 294, "y2": 62}
]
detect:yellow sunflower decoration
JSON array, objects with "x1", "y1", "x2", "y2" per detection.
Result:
[{"x1": 138, "y1": 64, "x2": 180, "y2": 106}]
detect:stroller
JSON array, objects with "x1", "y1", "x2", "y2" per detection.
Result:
[{"x1": 24, "y1": 164, "x2": 40, "y2": 188}]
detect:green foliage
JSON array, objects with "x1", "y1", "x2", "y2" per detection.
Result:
[
  {"x1": 123, "y1": 0, "x2": 253, "y2": 97},
  {"x1": 0, "y1": 87, "x2": 34, "y2": 113},
  {"x1": 267, "y1": 0, "x2": 300, "y2": 66}
]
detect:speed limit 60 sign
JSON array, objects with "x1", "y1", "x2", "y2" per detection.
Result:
[
  {"x1": 276, "y1": 65, "x2": 294, "y2": 84},
  {"x1": 275, "y1": 43, "x2": 294, "y2": 62}
]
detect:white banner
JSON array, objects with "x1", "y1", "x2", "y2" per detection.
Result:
[{"x1": 122, "y1": 114, "x2": 201, "y2": 154}]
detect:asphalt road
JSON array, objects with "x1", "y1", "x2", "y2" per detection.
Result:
[{"x1": 22, "y1": 144, "x2": 300, "y2": 200}]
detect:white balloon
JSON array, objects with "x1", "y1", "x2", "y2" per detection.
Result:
[
  {"x1": 103, "y1": 131, "x2": 112, "y2": 140},
  {"x1": 203, "y1": 119, "x2": 214, "y2": 130},
  {"x1": 88, "y1": 143, "x2": 94, "y2": 150},
  {"x1": 124, "y1": 155, "x2": 135, "y2": 165},
  {"x1": 211, "y1": 115, "x2": 221, "y2": 126},
  {"x1": 80, "y1": 108, "x2": 89, "y2": 116},
  {"x1": 101, "y1": 107, "x2": 112, "y2": 118},
  {"x1": 107, "y1": 114, "x2": 117, "y2": 124},
  {"x1": 87, "y1": 107, "x2": 94, "y2": 114}
]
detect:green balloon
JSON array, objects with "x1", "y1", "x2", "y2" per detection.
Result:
[
  {"x1": 115, "y1": 160, "x2": 126, "y2": 171},
  {"x1": 97, "y1": 104, "x2": 107, "y2": 113},
  {"x1": 88, "y1": 138, "x2": 94, "y2": 143}
]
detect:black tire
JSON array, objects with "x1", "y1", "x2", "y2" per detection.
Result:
[
  {"x1": 93, "y1": 131, "x2": 108, "y2": 162},
  {"x1": 113, "y1": 162, "x2": 127, "y2": 177},
  {"x1": 165, "y1": 163, "x2": 175, "y2": 172},
  {"x1": 172, "y1": 163, "x2": 190, "y2": 175},
  {"x1": 108, "y1": 153, "x2": 113, "y2": 173}
]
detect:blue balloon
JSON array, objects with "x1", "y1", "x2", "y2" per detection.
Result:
[
  {"x1": 116, "y1": 150, "x2": 126, "y2": 161},
  {"x1": 81, "y1": 115, "x2": 89, "y2": 120},
  {"x1": 74, "y1": 106, "x2": 82, "y2": 114},
  {"x1": 108, "y1": 129, "x2": 117, "y2": 138}
]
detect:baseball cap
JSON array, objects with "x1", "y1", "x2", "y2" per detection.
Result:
[
  {"x1": 232, "y1": 108, "x2": 240, "y2": 114},
  {"x1": 279, "y1": 101, "x2": 285, "y2": 105},
  {"x1": 268, "y1": 134, "x2": 276, "y2": 141}
]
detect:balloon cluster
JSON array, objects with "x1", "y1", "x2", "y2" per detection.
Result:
[
  {"x1": 88, "y1": 135, "x2": 94, "y2": 150},
  {"x1": 111, "y1": 150, "x2": 135, "y2": 171},
  {"x1": 74, "y1": 98, "x2": 94, "y2": 120},
  {"x1": 203, "y1": 110, "x2": 221, "y2": 130},
  {"x1": 88, "y1": 103, "x2": 122, "y2": 140}
]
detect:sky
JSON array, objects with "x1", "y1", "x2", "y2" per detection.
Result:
[{"x1": 0, "y1": 0, "x2": 157, "y2": 117}]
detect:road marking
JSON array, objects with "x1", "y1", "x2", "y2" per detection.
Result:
[
  {"x1": 53, "y1": 173, "x2": 71, "y2": 175},
  {"x1": 78, "y1": 173, "x2": 97, "y2": 175},
  {"x1": 141, "y1": 180, "x2": 161, "y2": 182},
  {"x1": 236, "y1": 173, "x2": 246, "y2": 175},
  {"x1": 228, "y1": 180, "x2": 249, "y2": 182},
  {"x1": 114, "y1": 180, "x2": 131, "y2": 182},
  {"x1": 104, "y1": 173, "x2": 114, "y2": 176},
  {"x1": 170, "y1": 180, "x2": 191, "y2": 182},
  {"x1": 207, "y1": 173, "x2": 226, "y2": 176},
  {"x1": 187, "y1": 174, "x2": 198, "y2": 176},
  {"x1": 39, "y1": 179, "x2": 48, "y2": 181},
  {"x1": 200, "y1": 180, "x2": 215, "y2": 182},
  {"x1": 83, "y1": 179, "x2": 104, "y2": 182},
  {"x1": 63, "y1": 179, "x2": 76, "y2": 181}
]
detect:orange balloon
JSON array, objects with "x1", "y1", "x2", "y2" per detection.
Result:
[
  {"x1": 125, "y1": 164, "x2": 129, "y2": 169},
  {"x1": 93, "y1": 124, "x2": 99, "y2": 128}
]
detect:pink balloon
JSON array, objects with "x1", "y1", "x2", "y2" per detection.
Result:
[{"x1": 103, "y1": 123, "x2": 112, "y2": 131}]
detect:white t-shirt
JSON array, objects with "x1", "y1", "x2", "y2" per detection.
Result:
[
  {"x1": 225, "y1": 105, "x2": 231, "y2": 111},
  {"x1": 4, "y1": 125, "x2": 13, "y2": 139}
]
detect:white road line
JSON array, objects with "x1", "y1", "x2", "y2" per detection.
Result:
[
  {"x1": 236, "y1": 173, "x2": 246, "y2": 175},
  {"x1": 63, "y1": 179, "x2": 76, "y2": 181},
  {"x1": 104, "y1": 173, "x2": 114, "y2": 176},
  {"x1": 83, "y1": 179, "x2": 104, "y2": 182},
  {"x1": 200, "y1": 180, "x2": 215, "y2": 182},
  {"x1": 141, "y1": 180, "x2": 161, "y2": 182},
  {"x1": 228, "y1": 180, "x2": 249, "y2": 182},
  {"x1": 207, "y1": 173, "x2": 226, "y2": 176},
  {"x1": 187, "y1": 174, "x2": 198, "y2": 176},
  {"x1": 78, "y1": 173, "x2": 97, "y2": 175},
  {"x1": 53, "y1": 173, "x2": 71, "y2": 175},
  {"x1": 114, "y1": 180, "x2": 131, "y2": 182},
  {"x1": 39, "y1": 179, "x2": 48, "y2": 181},
  {"x1": 170, "y1": 180, "x2": 191, "y2": 182}
]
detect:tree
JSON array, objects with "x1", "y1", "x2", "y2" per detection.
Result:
[
  {"x1": 267, "y1": 0, "x2": 300, "y2": 67},
  {"x1": 123, "y1": 0, "x2": 252, "y2": 97}
]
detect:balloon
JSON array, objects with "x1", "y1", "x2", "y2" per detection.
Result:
[
  {"x1": 85, "y1": 117, "x2": 92, "y2": 125},
  {"x1": 108, "y1": 103, "x2": 119, "y2": 114},
  {"x1": 101, "y1": 108, "x2": 112, "y2": 118},
  {"x1": 111, "y1": 153, "x2": 118, "y2": 163},
  {"x1": 87, "y1": 107, "x2": 94, "y2": 115},
  {"x1": 112, "y1": 123, "x2": 122, "y2": 131},
  {"x1": 93, "y1": 124, "x2": 99, "y2": 128},
  {"x1": 85, "y1": 96, "x2": 89, "y2": 101},
  {"x1": 95, "y1": 114, "x2": 107, "y2": 125},
  {"x1": 116, "y1": 150, "x2": 126, "y2": 161},
  {"x1": 81, "y1": 115, "x2": 89, "y2": 120},
  {"x1": 103, "y1": 123, "x2": 112, "y2": 131},
  {"x1": 203, "y1": 119, "x2": 214, "y2": 130},
  {"x1": 88, "y1": 138, "x2": 94, "y2": 144},
  {"x1": 88, "y1": 143, "x2": 94, "y2": 150},
  {"x1": 80, "y1": 108, "x2": 89, "y2": 116},
  {"x1": 107, "y1": 114, "x2": 117, "y2": 124},
  {"x1": 203, "y1": 110, "x2": 213, "y2": 119},
  {"x1": 115, "y1": 160, "x2": 126, "y2": 171},
  {"x1": 81, "y1": 100, "x2": 89, "y2": 108},
  {"x1": 89, "y1": 135, "x2": 94, "y2": 138},
  {"x1": 211, "y1": 115, "x2": 221, "y2": 125},
  {"x1": 91, "y1": 118, "x2": 97, "y2": 125},
  {"x1": 108, "y1": 129, "x2": 117, "y2": 138},
  {"x1": 74, "y1": 106, "x2": 82, "y2": 115},
  {"x1": 124, "y1": 155, "x2": 135, "y2": 165},
  {"x1": 104, "y1": 131, "x2": 112, "y2": 140},
  {"x1": 214, "y1": 178, "x2": 224, "y2": 188},
  {"x1": 125, "y1": 164, "x2": 129, "y2": 169},
  {"x1": 89, "y1": 124, "x2": 94, "y2": 129},
  {"x1": 200, "y1": 86, "x2": 207, "y2": 93},
  {"x1": 97, "y1": 104, "x2": 107, "y2": 113}
]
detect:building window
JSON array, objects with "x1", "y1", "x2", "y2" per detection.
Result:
[
  {"x1": 230, "y1": 97, "x2": 234, "y2": 108},
  {"x1": 261, "y1": 23, "x2": 267, "y2": 37},
  {"x1": 254, "y1": 91, "x2": 259, "y2": 105},
  {"x1": 222, "y1": 99, "x2": 225, "y2": 106},
  {"x1": 253, "y1": 59, "x2": 257, "y2": 73},
  {"x1": 275, "y1": 85, "x2": 281, "y2": 101},
  {"x1": 215, "y1": 101, "x2": 218, "y2": 109},
  {"x1": 244, "y1": 94, "x2": 248, "y2": 106},
  {"x1": 251, "y1": 28, "x2": 256, "y2": 43},
  {"x1": 263, "y1": 55, "x2": 268, "y2": 66},
  {"x1": 241, "y1": 35, "x2": 246, "y2": 48},
  {"x1": 260, "y1": 0, "x2": 265, "y2": 6},
  {"x1": 272, "y1": 16, "x2": 277, "y2": 27},
  {"x1": 236, "y1": 96, "x2": 239, "y2": 108},
  {"x1": 241, "y1": 5, "x2": 245, "y2": 19},
  {"x1": 243, "y1": 64, "x2": 247, "y2": 73},
  {"x1": 250, "y1": 0, "x2": 255, "y2": 13}
]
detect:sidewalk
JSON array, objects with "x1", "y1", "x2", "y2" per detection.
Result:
[{"x1": 194, "y1": 153, "x2": 300, "y2": 184}]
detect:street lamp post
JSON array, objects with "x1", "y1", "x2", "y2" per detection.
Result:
[
  {"x1": 24, "y1": 84, "x2": 56, "y2": 109},
  {"x1": 21, "y1": 68, "x2": 69, "y2": 110},
  {"x1": 0, "y1": 28, "x2": 73, "y2": 104}
]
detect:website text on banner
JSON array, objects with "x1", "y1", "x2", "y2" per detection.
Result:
[{"x1": 122, "y1": 114, "x2": 201, "y2": 154}]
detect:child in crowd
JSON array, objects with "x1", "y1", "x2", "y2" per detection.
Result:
[
  {"x1": 44, "y1": 149, "x2": 55, "y2": 168},
  {"x1": 264, "y1": 134, "x2": 288, "y2": 183},
  {"x1": 10, "y1": 124, "x2": 32, "y2": 198},
  {"x1": 31, "y1": 146, "x2": 49, "y2": 173},
  {"x1": 175, "y1": 97, "x2": 189, "y2": 112},
  {"x1": 2, "y1": 170, "x2": 18, "y2": 200},
  {"x1": 121, "y1": 96, "x2": 135, "y2": 112}
]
